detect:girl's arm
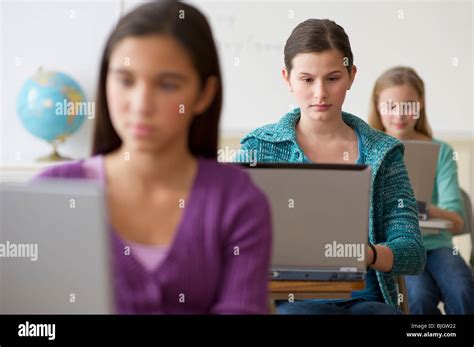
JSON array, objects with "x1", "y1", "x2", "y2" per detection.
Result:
[
  {"x1": 429, "y1": 142, "x2": 466, "y2": 234},
  {"x1": 31, "y1": 161, "x2": 85, "y2": 180},
  {"x1": 374, "y1": 147, "x2": 426, "y2": 275},
  {"x1": 428, "y1": 205, "x2": 464, "y2": 234},
  {"x1": 210, "y1": 172, "x2": 272, "y2": 314}
]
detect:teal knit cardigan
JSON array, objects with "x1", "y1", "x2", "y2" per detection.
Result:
[{"x1": 236, "y1": 108, "x2": 426, "y2": 308}]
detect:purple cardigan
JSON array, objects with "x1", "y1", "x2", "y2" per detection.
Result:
[{"x1": 35, "y1": 156, "x2": 272, "y2": 314}]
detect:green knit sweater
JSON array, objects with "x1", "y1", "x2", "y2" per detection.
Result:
[{"x1": 236, "y1": 108, "x2": 426, "y2": 308}]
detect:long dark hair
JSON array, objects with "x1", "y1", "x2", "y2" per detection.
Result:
[
  {"x1": 284, "y1": 19, "x2": 353, "y2": 75},
  {"x1": 92, "y1": 1, "x2": 222, "y2": 159}
]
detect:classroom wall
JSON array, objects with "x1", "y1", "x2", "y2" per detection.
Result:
[
  {"x1": 187, "y1": 0, "x2": 473, "y2": 137},
  {"x1": 1, "y1": 0, "x2": 472, "y2": 161}
]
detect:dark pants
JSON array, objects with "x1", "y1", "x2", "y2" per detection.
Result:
[
  {"x1": 405, "y1": 247, "x2": 474, "y2": 314},
  {"x1": 276, "y1": 297, "x2": 402, "y2": 315}
]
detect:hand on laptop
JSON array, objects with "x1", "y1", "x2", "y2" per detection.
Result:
[
  {"x1": 365, "y1": 244, "x2": 395, "y2": 272},
  {"x1": 428, "y1": 205, "x2": 464, "y2": 234}
]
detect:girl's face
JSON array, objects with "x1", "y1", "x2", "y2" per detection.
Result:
[
  {"x1": 106, "y1": 34, "x2": 216, "y2": 154},
  {"x1": 283, "y1": 49, "x2": 356, "y2": 122},
  {"x1": 377, "y1": 84, "x2": 422, "y2": 138}
]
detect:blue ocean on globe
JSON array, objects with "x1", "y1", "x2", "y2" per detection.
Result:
[{"x1": 16, "y1": 69, "x2": 88, "y2": 143}]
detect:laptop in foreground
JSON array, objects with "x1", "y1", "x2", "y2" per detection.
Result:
[{"x1": 0, "y1": 180, "x2": 114, "y2": 314}]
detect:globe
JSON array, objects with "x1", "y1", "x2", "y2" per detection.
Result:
[{"x1": 16, "y1": 68, "x2": 88, "y2": 161}]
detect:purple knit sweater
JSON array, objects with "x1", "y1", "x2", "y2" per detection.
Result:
[{"x1": 35, "y1": 156, "x2": 272, "y2": 314}]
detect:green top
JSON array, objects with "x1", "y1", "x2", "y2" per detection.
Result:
[
  {"x1": 423, "y1": 138, "x2": 466, "y2": 251},
  {"x1": 235, "y1": 108, "x2": 426, "y2": 309}
]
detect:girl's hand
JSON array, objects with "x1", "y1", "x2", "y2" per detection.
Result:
[
  {"x1": 428, "y1": 205, "x2": 465, "y2": 234},
  {"x1": 428, "y1": 205, "x2": 443, "y2": 218},
  {"x1": 365, "y1": 244, "x2": 394, "y2": 272}
]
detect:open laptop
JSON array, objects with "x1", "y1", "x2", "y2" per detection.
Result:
[
  {"x1": 402, "y1": 140, "x2": 440, "y2": 221},
  {"x1": 240, "y1": 163, "x2": 371, "y2": 281},
  {"x1": 0, "y1": 179, "x2": 114, "y2": 314}
]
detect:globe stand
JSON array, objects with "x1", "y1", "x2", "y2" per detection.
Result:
[{"x1": 37, "y1": 141, "x2": 72, "y2": 162}]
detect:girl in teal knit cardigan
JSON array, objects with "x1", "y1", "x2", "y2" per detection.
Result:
[
  {"x1": 237, "y1": 19, "x2": 426, "y2": 314},
  {"x1": 368, "y1": 66, "x2": 474, "y2": 314}
]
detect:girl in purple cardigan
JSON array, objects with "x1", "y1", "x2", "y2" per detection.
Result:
[{"x1": 36, "y1": 1, "x2": 271, "y2": 314}]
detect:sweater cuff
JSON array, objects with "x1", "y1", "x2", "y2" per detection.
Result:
[{"x1": 377, "y1": 239, "x2": 426, "y2": 276}]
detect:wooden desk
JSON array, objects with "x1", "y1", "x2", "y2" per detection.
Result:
[{"x1": 269, "y1": 280, "x2": 365, "y2": 300}]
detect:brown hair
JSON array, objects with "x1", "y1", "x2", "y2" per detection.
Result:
[
  {"x1": 368, "y1": 66, "x2": 432, "y2": 138},
  {"x1": 92, "y1": 1, "x2": 222, "y2": 159},
  {"x1": 284, "y1": 19, "x2": 354, "y2": 74}
]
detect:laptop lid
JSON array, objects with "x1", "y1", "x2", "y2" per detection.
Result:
[
  {"x1": 0, "y1": 180, "x2": 114, "y2": 314},
  {"x1": 240, "y1": 163, "x2": 371, "y2": 280},
  {"x1": 402, "y1": 140, "x2": 440, "y2": 219}
]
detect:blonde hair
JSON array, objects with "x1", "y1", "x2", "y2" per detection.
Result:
[{"x1": 368, "y1": 66, "x2": 432, "y2": 138}]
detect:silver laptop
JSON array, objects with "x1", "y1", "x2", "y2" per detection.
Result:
[
  {"x1": 0, "y1": 180, "x2": 114, "y2": 314},
  {"x1": 240, "y1": 163, "x2": 371, "y2": 281},
  {"x1": 402, "y1": 141, "x2": 440, "y2": 220}
]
